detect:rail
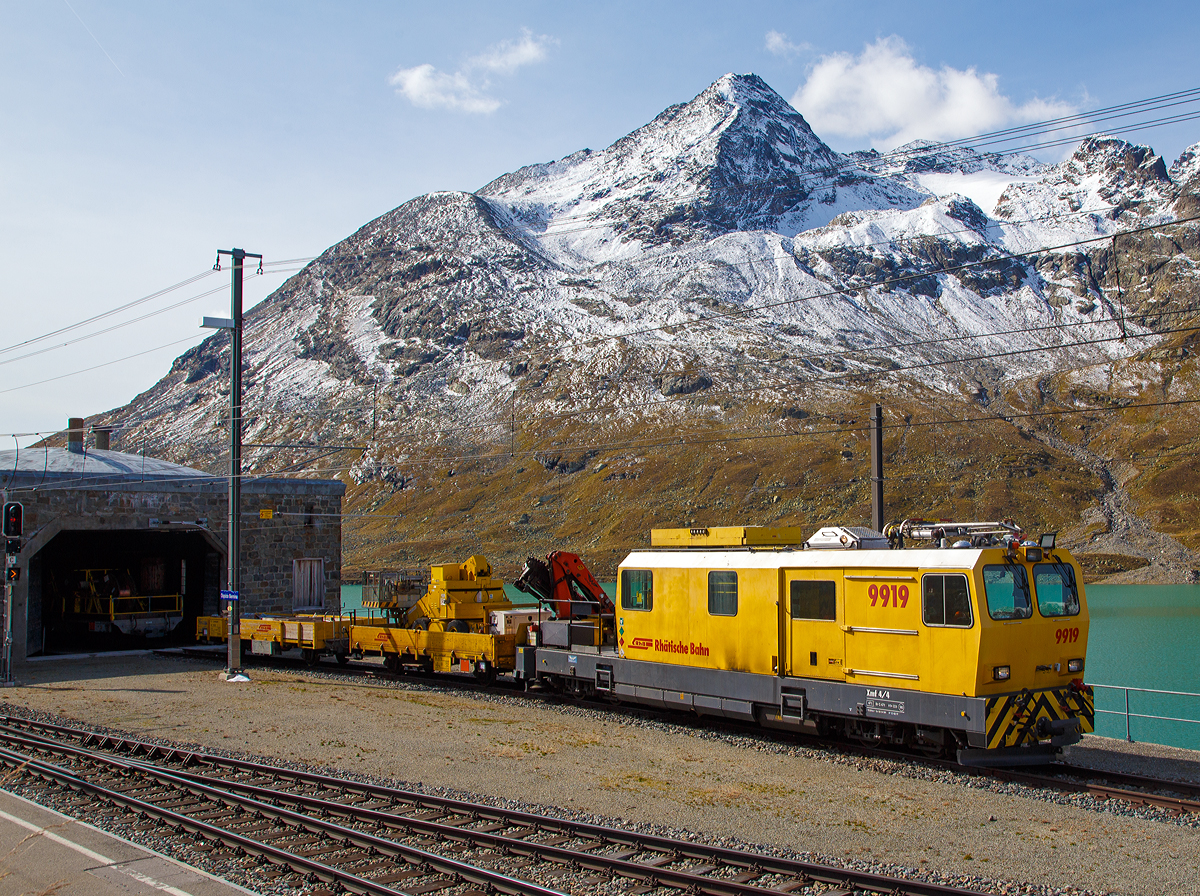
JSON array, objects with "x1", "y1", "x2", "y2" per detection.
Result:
[{"x1": 1090, "y1": 683, "x2": 1200, "y2": 743}]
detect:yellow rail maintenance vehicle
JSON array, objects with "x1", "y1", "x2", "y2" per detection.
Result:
[
  {"x1": 350, "y1": 555, "x2": 519, "y2": 681},
  {"x1": 516, "y1": 521, "x2": 1093, "y2": 766},
  {"x1": 196, "y1": 614, "x2": 351, "y2": 665},
  {"x1": 57, "y1": 568, "x2": 183, "y2": 640}
]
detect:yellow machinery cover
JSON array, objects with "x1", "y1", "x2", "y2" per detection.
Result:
[{"x1": 651, "y1": 526, "x2": 808, "y2": 548}]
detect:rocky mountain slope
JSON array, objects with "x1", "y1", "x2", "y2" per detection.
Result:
[{"x1": 89, "y1": 74, "x2": 1200, "y2": 582}]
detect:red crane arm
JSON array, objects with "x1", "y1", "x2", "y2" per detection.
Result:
[{"x1": 547, "y1": 551, "x2": 615, "y2": 617}]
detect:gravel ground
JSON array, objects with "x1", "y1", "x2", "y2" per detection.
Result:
[
  {"x1": 3, "y1": 652, "x2": 1199, "y2": 896},
  {"x1": 1064, "y1": 736, "x2": 1200, "y2": 784}
]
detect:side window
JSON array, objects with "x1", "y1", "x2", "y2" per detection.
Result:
[
  {"x1": 620, "y1": 569, "x2": 653, "y2": 611},
  {"x1": 1033, "y1": 564, "x2": 1081, "y2": 617},
  {"x1": 982, "y1": 564, "x2": 1032, "y2": 620},
  {"x1": 707, "y1": 571, "x2": 737, "y2": 616},
  {"x1": 922, "y1": 574, "x2": 973, "y2": 628},
  {"x1": 790, "y1": 580, "x2": 836, "y2": 620}
]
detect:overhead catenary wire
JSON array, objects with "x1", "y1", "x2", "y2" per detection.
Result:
[
  {"x1": 7, "y1": 387, "x2": 1200, "y2": 503},
  {"x1": 7, "y1": 87, "x2": 1200, "y2": 453},
  {"x1": 0, "y1": 335, "x2": 203, "y2": 396},
  {"x1": 0, "y1": 267, "x2": 305, "y2": 369},
  {"x1": 4, "y1": 210, "x2": 1196, "y2": 442},
  {"x1": 0, "y1": 268, "x2": 218, "y2": 357},
  {"x1": 184, "y1": 86, "x2": 1200, "y2": 277},
  {"x1": 15, "y1": 93, "x2": 1185, "y2": 405},
  {"x1": 0, "y1": 195, "x2": 1130, "y2": 434}
]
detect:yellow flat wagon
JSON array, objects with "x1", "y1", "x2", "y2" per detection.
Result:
[
  {"x1": 350, "y1": 621, "x2": 517, "y2": 680},
  {"x1": 196, "y1": 614, "x2": 352, "y2": 665}
]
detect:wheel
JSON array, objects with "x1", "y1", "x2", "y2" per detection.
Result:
[
  {"x1": 384, "y1": 654, "x2": 400, "y2": 673},
  {"x1": 446, "y1": 620, "x2": 469, "y2": 634},
  {"x1": 473, "y1": 661, "x2": 497, "y2": 686},
  {"x1": 411, "y1": 618, "x2": 430, "y2": 631},
  {"x1": 302, "y1": 648, "x2": 319, "y2": 667},
  {"x1": 335, "y1": 653, "x2": 349, "y2": 666}
]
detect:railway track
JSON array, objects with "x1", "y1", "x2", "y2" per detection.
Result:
[
  {"x1": 856, "y1": 748, "x2": 1200, "y2": 815},
  {"x1": 171, "y1": 650, "x2": 1200, "y2": 817},
  {"x1": 0, "y1": 715, "x2": 989, "y2": 896},
  {"x1": 1003, "y1": 763, "x2": 1200, "y2": 814}
]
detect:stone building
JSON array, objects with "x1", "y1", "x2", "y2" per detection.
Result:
[{"x1": 0, "y1": 432, "x2": 343, "y2": 662}]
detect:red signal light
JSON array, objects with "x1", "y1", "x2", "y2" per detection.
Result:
[{"x1": 1, "y1": 502, "x2": 21, "y2": 538}]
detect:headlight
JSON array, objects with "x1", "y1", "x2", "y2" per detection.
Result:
[
  {"x1": 993, "y1": 665, "x2": 1011, "y2": 681},
  {"x1": 1067, "y1": 658, "x2": 1083, "y2": 673}
]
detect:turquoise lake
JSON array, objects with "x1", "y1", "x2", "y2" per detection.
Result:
[
  {"x1": 1084, "y1": 583, "x2": 1200, "y2": 750},
  {"x1": 340, "y1": 581, "x2": 1200, "y2": 751}
]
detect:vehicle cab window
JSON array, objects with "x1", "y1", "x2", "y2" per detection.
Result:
[
  {"x1": 982, "y1": 564, "x2": 1033, "y2": 620},
  {"x1": 790, "y1": 580, "x2": 836, "y2": 620},
  {"x1": 1033, "y1": 563, "x2": 1080, "y2": 617},
  {"x1": 620, "y1": 569, "x2": 653, "y2": 611},
  {"x1": 707, "y1": 571, "x2": 737, "y2": 616},
  {"x1": 922, "y1": 574, "x2": 973, "y2": 628}
]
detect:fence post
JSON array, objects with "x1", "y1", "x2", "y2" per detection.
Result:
[{"x1": 1125, "y1": 688, "x2": 1133, "y2": 742}]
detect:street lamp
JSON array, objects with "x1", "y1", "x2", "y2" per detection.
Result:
[{"x1": 203, "y1": 247, "x2": 260, "y2": 683}]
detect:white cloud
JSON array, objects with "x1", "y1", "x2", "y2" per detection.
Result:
[
  {"x1": 765, "y1": 30, "x2": 809, "y2": 58},
  {"x1": 790, "y1": 36, "x2": 1077, "y2": 149},
  {"x1": 389, "y1": 29, "x2": 555, "y2": 114},
  {"x1": 389, "y1": 64, "x2": 502, "y2": 114},
  {"x1": 469, "y1": 29, "x2": 551, "y2": 75}
]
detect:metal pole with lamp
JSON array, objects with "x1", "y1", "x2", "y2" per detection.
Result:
[{"x1": 203, "y1": 247, "x2": 261, "y2": 682}]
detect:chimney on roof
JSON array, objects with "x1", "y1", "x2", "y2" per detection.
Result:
[
  {"x1": 93, "y1": 426, "x2": 113, "y2": 451},
  {"x1": 67, "y1": 417, "x2": 84, "y2": 454}
]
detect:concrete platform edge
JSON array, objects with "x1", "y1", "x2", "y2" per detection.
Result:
[{"x1": 0, "y1": 786, "x2": 260, "y2": 895}]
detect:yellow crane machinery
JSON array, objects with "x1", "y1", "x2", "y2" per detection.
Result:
[
  {"x1": 349, "y1": 555, "x2": 518, "y2": 680},
  {"x1": 404, "y1": 555, "x2": 510, "y2": 633}
]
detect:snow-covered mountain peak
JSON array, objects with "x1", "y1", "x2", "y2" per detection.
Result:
[
  {"x1": 477, "y1": 73, "x2": 926, "y2": 264},
  {"x1": 1171, "y1": 141, "x2": 1200, "y2": 183},
  {"x1": 858, "y1": 140, "x2": 1048, "y2": 178},
  {"x1": 991, "y1": 136, "x2": 1177, "y2": 249},
  {"x1": 100, "y1": 73, "x2": 1200, "y2": 492}
]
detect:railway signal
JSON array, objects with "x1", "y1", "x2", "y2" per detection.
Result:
[
  {"x1": 1, "y1": 498, "x2": 13, "y2": 685},
  {"x1": 2, "y1": 503, "x2": 21, "y2": 538}
]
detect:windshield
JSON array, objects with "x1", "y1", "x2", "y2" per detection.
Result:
[
  {"x1": 982, "y1": 564, "x2": 1032, "y2": 620},
  {"x1": 1033, "y1": 563, "x2": 1081, "y2": 617}
]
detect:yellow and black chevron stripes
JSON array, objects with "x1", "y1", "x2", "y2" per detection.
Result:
[{"x1": 985, "y1": 685, "x2": 1095, "y2": 749}]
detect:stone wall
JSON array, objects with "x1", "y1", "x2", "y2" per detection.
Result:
[{"x1": 3, "y1": 474, "x2": 344, "y2": 662}]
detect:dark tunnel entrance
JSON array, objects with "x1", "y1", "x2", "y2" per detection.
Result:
[{"x1": 28, "y1": 529, "x2": 223, "y2": 655}]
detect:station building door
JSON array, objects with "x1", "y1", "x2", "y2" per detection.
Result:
[{"x1": 28, "y1": 529, "x2": 221, "y2": 655}]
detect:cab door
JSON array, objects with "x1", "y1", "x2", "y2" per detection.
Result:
[
  {"x1": 842, "y1": 572, "x2": 921, "y2": 684},
  {"x1": 782, "y1": 569, "x2": 844, "y2": 680}
]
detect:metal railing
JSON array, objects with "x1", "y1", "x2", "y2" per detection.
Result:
[{"x1": 1090, "y1": 683, "x2": 1200, "y2": 743}]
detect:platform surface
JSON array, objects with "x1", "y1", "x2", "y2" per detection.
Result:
[{"x1": 0, "y1": 788, "x2": 256, "y2": 896}]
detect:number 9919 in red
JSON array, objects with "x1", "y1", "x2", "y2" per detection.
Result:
[
  {"x1": 868, "y1": 583, "x2": 909, "y2": 608},
  {"x1": 1055, "y1": 627, "x2": 1080, "y2": 644}
]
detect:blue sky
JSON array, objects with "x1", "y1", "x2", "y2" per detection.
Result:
[{"x1": 2, "y1": 0, "x2": 1198, "y2": 442}]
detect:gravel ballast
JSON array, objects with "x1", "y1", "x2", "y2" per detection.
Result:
[{"x1": 4, "y1": 653, "x2": 1199, "y2": 896}]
